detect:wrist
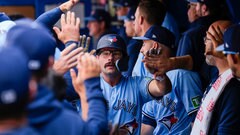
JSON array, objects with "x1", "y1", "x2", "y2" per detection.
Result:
[
  {"x1": 169, "y1": 57, "x2": 176, "y2": 70},
  {"x1": 65, "y1": 40, "x2": 79, "y2": 47}
]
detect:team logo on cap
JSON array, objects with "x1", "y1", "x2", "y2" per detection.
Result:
[
  {"x1": 159, "y1": 113, "x2": 178, "y2": 130},
  {"x1": 152, "y1": 34, "x2": 157, "y2": 39},
  {"x1": 108, "y1": 37, "x2": 118, "y2": 43}
]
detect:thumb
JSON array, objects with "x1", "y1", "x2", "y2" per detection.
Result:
[{"x1": 53, "y1": 27, "x2": 61, "y2": 35}]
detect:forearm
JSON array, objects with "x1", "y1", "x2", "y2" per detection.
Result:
[
  {"x1": 149, "y1": 74, "x2": 172, "y2": 98},
  {"x1": 169, "y1": 55, "x2": 193, "y2": 70},
  {"x1": 84, "y1": 77, "x2": 108, "y2": 134},
  {"x1": 35, "y1": 7, "x2": 63, "y2": 29}
]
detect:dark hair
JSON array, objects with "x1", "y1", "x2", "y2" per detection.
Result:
[{"x1": 138, "y1": 0, "x2": 166, "y2": 26}]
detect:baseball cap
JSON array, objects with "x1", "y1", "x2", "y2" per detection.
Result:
[
  {"x1": 0, "y1": 46, "x2": 30, "y2": 112},
  {"x1": 5, "y1": 19, "x2": 56, "y2": 71},
  {"x1": 113, "y1": 0, "x2": 134, "y2": 7},
  {"x1": 121, "y1": 6, "x2": 136, "y2": 21},
  {"x1": 133, "y1": 25, "x2": 175, "y2": 50},
  {"x1": 96, "y1": 34, "x2": 127, "y2": 54},
  {"x1": 85, "y1": 9, "x2": 111, "y2": 22},
  {"x1": 0, "y1": 12, "x2": 16, "y2": 48},
  {"x1": 216, "y1": 24, "x2": 240, "y2": 54}
]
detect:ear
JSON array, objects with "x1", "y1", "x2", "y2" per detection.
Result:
[
  {"x1": 48, "y1": 56, "x2": 55, "y2": 68},
  {"x1": 28, "y1": 79, "x2": 38, "y2": 102},
  {"x1": 140, "y1": 15, "x2": 144, "y2": 25},
  {"x1": 100, "y1": 21, "x2": 105, "y2": 29},
  {"x1": 201, "y1": 4, "x2": 209, "y2": 15},
  {"x1": 153, "y1": 42, "x2": 160, "y2": 49}
]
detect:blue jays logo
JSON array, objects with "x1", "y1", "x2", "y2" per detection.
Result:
[
  {"x1": 108, "y1": 37, "x2": 118, "y2": 43},
  {"x1": 119, "y1": 119, "x2": 138, "y2": 135},
  {"x1": 159, "y1": 114, "x2": 178, "y2": 130}
]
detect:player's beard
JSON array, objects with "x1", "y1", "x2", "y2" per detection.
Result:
[{"x1": 205, "y1": 55, "x2": 216, "y2": 66}]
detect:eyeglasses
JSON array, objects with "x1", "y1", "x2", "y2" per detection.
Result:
[{"x1": 99, "y1": 50, "x2": 122, "y2": 59}]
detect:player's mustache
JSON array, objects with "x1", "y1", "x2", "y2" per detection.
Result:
[{"x1": 104, "y1": 62, "x2": 116, "y2": 68}]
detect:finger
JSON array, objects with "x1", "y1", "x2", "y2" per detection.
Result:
[
  {"x1": 90, "y1": 49, "x2": 96, "y2": 55},
  {"x1": 61, "y1": 43, "x2": 77, "y2": 56},
  {"x1": 71, "y1": 12, "x2": 75, "y2": 25},
  {"x1": 216, "y1": 26, "x2": 224, "y2": 38},
  {"x1": 68, "y1": 61, "x2": 78, "y2": 68},
  {"x1": 211, "y1": 26, "x2": 221, "y2": 41},
  {"x1": 66, "y1": 11, "x2": 71, "y2": 24},
  {"x1": 60, "y1": 14, "x2": 66, "y2": 26},
  {"x1": 53, "y1": 27, "x2": 61, "y2": 35},
  {"x1": 84, "y1": 37, "x2": 91, "y2": 52},
  {"x1": 81, "y1": 35, "x2": 86, "y2": 48},
  {"x1": 76, "y1": 17, "x2": 81, "y2": 28},
  {"x1": 70, "y1": 68, "x2": 77, "y2": 82},
  {"x1": 79, "y1": 35, "x2": 82, "y2": 48},
  {"x1": 67, "y1": 54, "x2": 79, "y2": 65},
  {"x1": 66, "y1": 47, "x2": 84, "y2": 60}
]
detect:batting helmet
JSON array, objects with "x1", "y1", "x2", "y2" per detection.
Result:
[
  {"x1": 96, "y1": 34, "x2": 129, "y2": 72},
  {"x1": 96, "y1": 34, "x2": 127, "y2": 54}
]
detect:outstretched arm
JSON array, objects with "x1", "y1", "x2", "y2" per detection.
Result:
[
  {"x1": 70, "y1": 53, "x2": 108, "y2": 134},
  {"x1": 35, "y1": 0, "x2": 79, "y2": 29}
]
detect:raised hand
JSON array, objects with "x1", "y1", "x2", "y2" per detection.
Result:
[
  {"x1": 53, "y1": 44, "x2": 84, "y2": 75},
  {"x1": 70, "y1": 53, "x2": 101, "y2": 95},
  {"x1": 53, "y1": 11, "x2": 80, "y2": 44},
  {"x1": 59, "y1": 0, "x2": 79, "y2": 12},
  {"x1": 205, "y1": 25, "x2": 225, "y2": 58}
]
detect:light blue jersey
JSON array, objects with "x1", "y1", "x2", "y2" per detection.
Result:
[
  {"x1": 132, "y1": 53, "x2": 202, "y2": 134},
  {"x1": 132, "y1": 53, "x2": 152, "y2": 77},
  {"x1": 143, "y1": 70, "x2": 202, "y2": 134},
  {"x1": 101, "y1": 76, "x2": 153, "y2": 135}
]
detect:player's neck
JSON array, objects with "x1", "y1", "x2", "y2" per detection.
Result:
[{"x1": 102, "y1": 73, "x2": 122, "y2": 87}]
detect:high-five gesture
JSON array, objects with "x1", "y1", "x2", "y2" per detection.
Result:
[
  {"x1": 53, "y1": 11, "x2": 80, "y2": 44},
  {"x1": 59, "y1": 0, "x2": 79, "y2": 12}
]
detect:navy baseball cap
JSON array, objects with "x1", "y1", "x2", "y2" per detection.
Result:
[
  {"x1": 216, "y1": 24, "x2": 240, "y2": 54},
  {"x1": 113, "y1": 0, "x2": 134, "y2": 7},
  {"x1": 133, "y1": 25, "x2": 175, "y2": 50},
  {"x1": 121, "y1": 7, "x2": 136, "y2": 21},
  {"x1": 0, "y1": 46, "x2": 30, "y2": 111},
  {"x1": 96, "y1": 34, "x2": 127, "y2": 54},
  {"x1": 85, "y1": 9, "x2": 111, "y2": 22},
  {"x1": 6, "y1": 19, "x2": 56, "y2": 71},
  {"x1": 0, "y1": 12, "x2": 10, "y2": 22}
]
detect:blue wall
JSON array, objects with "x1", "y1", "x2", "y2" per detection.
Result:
[{"x1": 0, "y1": 0, "x2": 91, "y2": 18}]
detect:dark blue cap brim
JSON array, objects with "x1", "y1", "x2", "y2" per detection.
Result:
[
  {"x1": 187, "y1": 0, "x2": 199, "y2": 2},
  {"x1": 113, "y1": 3, "x2": 124, "y2": 7},
  {"x1": 84, "y1": 17, "x2": 97, "y2": 21},
  {"x1": 132, "y1": 36, "x2": 150, "y2": 40}
]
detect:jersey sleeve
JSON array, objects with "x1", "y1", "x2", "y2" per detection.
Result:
[
  {"x1": 135, "y1": 76, "x2": 154, "y2": 103},
  {"x1": 176, "y1": 70, "x2": 203, "y2": 115},
  {"x1": 142, "y1": 101, "x2": 156, "y2": 127}
]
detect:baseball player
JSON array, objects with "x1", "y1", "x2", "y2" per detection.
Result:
[
  {"x1": 95, "y1": 33, "x2": 171, "y2": 134},
  {"x1": 132, "y1": 25, "x2": 202, "y2": 134}
]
